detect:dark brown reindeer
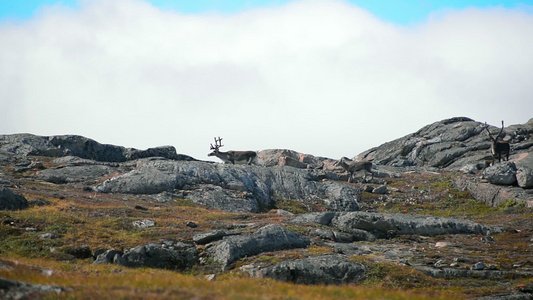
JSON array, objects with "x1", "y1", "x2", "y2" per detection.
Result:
[
  {"x1": 483, "y1": 121, "x2": 510, "y2": 165},
  {"x1": 208, "y1": 137, "x2": 257, "y2": 165},
  {"x1": 335, "y1": 157, "x2": 374, "y2": 183}
]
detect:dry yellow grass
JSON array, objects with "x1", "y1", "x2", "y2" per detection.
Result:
[{"x1": 1, "y1": 257, "x2": 459, "y2": 300}]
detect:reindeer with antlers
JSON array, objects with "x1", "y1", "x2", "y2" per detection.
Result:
[
  {"x1": 483, "y1": 120, "x2": 510, "y2": 165},
  {"x1": 208, "y1": 137, "x2": 257, "y2": 165}
]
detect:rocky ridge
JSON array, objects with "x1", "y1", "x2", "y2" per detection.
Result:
[{"x1": 1, "y1": 117, "x2": 533, "y2": 299}]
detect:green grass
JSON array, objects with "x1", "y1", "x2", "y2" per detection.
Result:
[{"x1": 274, "y1": 197, "x2": 309, "y2": 214}]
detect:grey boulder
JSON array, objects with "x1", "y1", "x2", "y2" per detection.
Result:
[
  {"x1": 330, "y1": 212, "x2": 500, "y2": 238},
  {"x1": 254, "y1": 255, "x2": 366, "y2": 285},
  {"x1": 482, "y1": 162, "x2": 517, "y2": 185},
  {"x1": 207, "y1": 225, "x2": 311, "y2": 268},
  {"x1": 119, "y1": 242, "x2": 198, "y2": 270},
  {"x1": 516, "y1": 166, "x2": 533, "y2": 189},
  {"x1": 0, "y1": 187, "x2": 29, "y2": 210}
]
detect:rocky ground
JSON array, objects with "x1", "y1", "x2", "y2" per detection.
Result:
[{"x1": 1, "y1": 117, "x2": 533, "y2": 299}]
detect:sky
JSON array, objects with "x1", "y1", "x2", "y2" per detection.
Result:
[{"x1": 1, "y1": 0, "x2": 533, "y2": 161}]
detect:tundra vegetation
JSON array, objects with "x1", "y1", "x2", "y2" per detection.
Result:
[{"x1": 1, "y1": 117, "x2": 533, "y2": 299}]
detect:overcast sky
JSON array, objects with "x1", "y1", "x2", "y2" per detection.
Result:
[{"x1": 1, "y1": 0, "x2": 532, "y2": 161}]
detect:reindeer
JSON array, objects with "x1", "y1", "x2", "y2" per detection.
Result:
[
  {"x1": 208, "y1": 137, "x2": 257, "y2": 165},
  {"x1": 335, "y1": 157, "x2": 374, "y2": 183},
  {"x1": 483, "y1": 121, "x2": 510, "y2": 165}
]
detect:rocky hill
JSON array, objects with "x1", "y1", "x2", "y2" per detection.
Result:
[{"x1": 1, "y1": 117, "x2": 533, "y2": 299}]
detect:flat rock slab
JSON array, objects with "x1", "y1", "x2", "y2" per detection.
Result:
[
  {"x1": 36, "y1": 165, "x2": 115, "y2": 184},
  {"x1": 332, "y1": 212, "x2": 501, "y2": 237},
  {"x1": 415, "y1": 266, "x2": 533, "y2": 280},
  {"x1": 252, "y1": 255, "x2": 366, "y2": 285},
  {"x1": 207, "y1": 225, "x2": 311, "y2": 268},
  {"x1": 193, "y1": 230, "x2": 229, "y2": 245},
  {"x1": 455, "y1": 176, "x2": 533, "y2": 207},
  {"x1": 292, "y1": 211, "x2": 501, "y2": 238}
]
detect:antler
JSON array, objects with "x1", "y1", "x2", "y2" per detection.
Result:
[
  {"x1": 497, "y1": 120, "x2": 505, "y2": 140},
  {"x1": 484, "y1": 120, "x2": 506, "y2": 142},
  {"x1": 210, "y1": 137, "x2": 224, "y2": 150},
  {"x1": 484, "y1": 122, "x2": 496, "y2": 142}
]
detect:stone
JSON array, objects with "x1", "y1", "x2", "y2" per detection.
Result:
[
  {"x1": 0, "y1": 277, "x2": 67, "y2": 299},
  {"x1": 256, "y1": 149, "x2": 336, "y2": 169},
  {"x1": 193, "y1": 230, "x2": 227, "y2": 245},
  {"x1": 132, "y1": 219, "x2": 156, "y2": 229},
  {"x1": 0, "y1": 187, "x2": 29, "y2": 210},
  {"x1": 204, "y1": 274, "x2": 217, "y2": 281},
  {"x1": 435, "y1": 242, "x2": 454, "y2": 248},
  {"x1": 14, "y1": 160, "x2": 44, "y2": 172},
  {"x1": 434, "y1": 259, "x2": 448, "y2": 268},
  {"x1": 93, "y1": 249, "x2": 123, "y2": 265},
  {"x1": 186, "y1": 221, "x2": 197, "y2": 228},
  {"x1": 372, "y1": 185, "x2": 388, "y2": 194},
  {"x1": 207, "y1": 225, "x2": 311, "y2": 268},
  {"x1": 482, "y1": 162, "x2": 517, "y2": 185},
  {"x1": 253, "y1": 255, "x2": 366, "y2": 285},
  {"x1": 309, "y1": 228, "x2": 336, "y2": 241},
  {"x1": 331, "y1": 211, "x2": 501, "y2": 238},
  {"x1": 460, "y1": 164, "x2": 479, "y2": 174},
  {"x1": 290, "y1": 212, "x2": 337, "y2": 225},
  {"x1": 39, "y1": 233, "x2": 61, "y2": 239},
  {"x1": 472, "y1": 262, "x2": 486, "y2": 270},
  {"x1": 516, "y1": 166, "x2": 533, "y2": 189},
  {"x1": 333, "y1": 229, "x2": 376, "y2": 242},
  {"x1": 119, "y1": 243, "x2": 198, "y2": 270}
]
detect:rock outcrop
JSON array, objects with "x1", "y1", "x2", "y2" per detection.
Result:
[
  {"x1": 93, "y1": 159, "x2": 362, "y2": 213},
  {"x1": 93, "y1": 241, "x2": 198, "y2": 271},
  {"x1": 0, "y1": 134, "x2": 196, "y2": 162},
  {"x1": 207, "y1": 225, "x2": 311, "y2": 268},
  {"x1": 257, "y1": 149, "x2": 338, "y2": 170},
  {"x1": 120, "y1": 242, "x2": 198, "y2": 270},
  {"x1": 292, "y1": 212, "x2": 501, "y2": 238},
  {"x1": 482, "y1": 162, "x2": 517, "y2": 185},
  {"x1": 251, "y1": 255, "x2": 366, "y2": 285},
  {"x1": 0, "y1": 187, "x2": 29, "y2": 210},
  {"x1": 0, "y1": 277, "x2": 67, "y2": 299},
  {"x1": 358, "y1": 117, "x2": 533, "y2": 170},
  {"x1": 454, "y1": 176, "x2": 533, "y2": 207}
]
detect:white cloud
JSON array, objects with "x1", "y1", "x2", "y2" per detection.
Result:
[{"x1": 1, "y1": 0, "x2": 532, "y2": 160}]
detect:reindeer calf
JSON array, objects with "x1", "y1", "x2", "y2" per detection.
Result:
[{"x1": 335, "y1": 157, "x2": 373, "y2": 183}]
